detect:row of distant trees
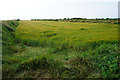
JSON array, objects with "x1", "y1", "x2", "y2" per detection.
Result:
[
  {"x1": 31, "y1": 18, "x2": 119, "y2": 24},
  {"x1": 31, "y1": 18, "x2": 118, "y2": 21},
  {"x1": 15, "y1": 18, "x2": 119, "y2": 24},
  {"x1": 15, "y1": 18, "x2": 119, "y2": 21},
  {"x1": 64, "y1": 18, "x2": 118, "y2": 20}
]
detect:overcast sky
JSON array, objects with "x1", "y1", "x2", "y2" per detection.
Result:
[{"x1": 0, "y1": 0, "x2": 119, "y2": 20}]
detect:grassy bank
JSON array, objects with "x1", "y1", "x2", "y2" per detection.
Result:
[{"x1": 2, "y1": 20, "x2": 19, "y2": 55}]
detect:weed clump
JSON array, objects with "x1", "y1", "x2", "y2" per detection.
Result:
[
  {"x1": 80, "y1": 28, "x2": 87, "y2": 30},
  {"x1": 17, "y1": 56, "x2": 64, "y2": 78},
  {"x1": 46, "y1": 33, "x2": 56, "y2": 37}
]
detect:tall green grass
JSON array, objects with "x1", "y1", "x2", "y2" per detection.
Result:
[{"x1": 2, "y1": 42, "x2": 119, "y2": 78}]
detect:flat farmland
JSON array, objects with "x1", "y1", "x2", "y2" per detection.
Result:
[
  {"x1": 16, "y1": 21, "x2": 118, "y2": 49},
  {"x1": 3, "y1": 21, "x2": 119, "y2": 78}
]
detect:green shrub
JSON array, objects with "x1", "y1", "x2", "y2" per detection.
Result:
[{"x1": 93, "y1": 43, "x2": 119, "y2": 78}]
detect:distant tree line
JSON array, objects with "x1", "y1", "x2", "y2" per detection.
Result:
[
  {"x1": 31, "y1": 19, "x2": 59, "y2": 21},
  {"x1": 31, "y1": 18, "x2": 119, "y2": 24}
]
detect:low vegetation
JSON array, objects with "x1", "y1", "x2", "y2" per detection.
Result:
[
  {"x1": 2, "y1": 20, "x2": 119, "y2": 78},
  {"x1": 2, "y1": 20, "x2": 19, "y2": 55}
]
